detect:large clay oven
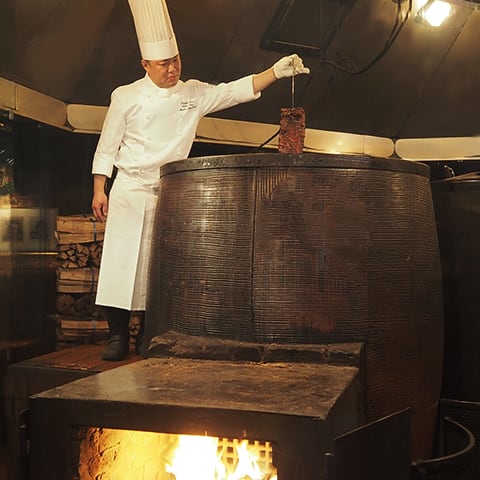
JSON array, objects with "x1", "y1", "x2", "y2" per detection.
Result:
[{"x1": 144, "y1": 152, "x2": 444, "y2": 461}]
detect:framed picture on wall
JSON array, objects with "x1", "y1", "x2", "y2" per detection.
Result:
[{"x1": 3, "y1": 216, "x2": 23, "y2": 241}]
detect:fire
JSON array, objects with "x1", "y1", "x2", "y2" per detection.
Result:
[
  {"x1": 166, "y1": 436, "x2": 278, "y2": 480},
  {"x1": 78, "y1": 428, "x2": 278, "y2": 480}
]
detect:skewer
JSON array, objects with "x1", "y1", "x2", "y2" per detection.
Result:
[{"x1": 291, "y1": 58, "x2": 295, "y2": 108}]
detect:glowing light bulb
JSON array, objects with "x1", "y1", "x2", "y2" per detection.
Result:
[{"x1": 419, "y1": 0, "x2": 452, "y2": 27}]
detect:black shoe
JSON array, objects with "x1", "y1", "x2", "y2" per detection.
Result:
[{"x1": 102, "y1": 334, "x2": 129, "y2": 361}]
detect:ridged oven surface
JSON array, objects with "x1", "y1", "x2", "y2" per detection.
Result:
[{"x1": 145, "y1": 153, "x2": 443, "y2": 459}]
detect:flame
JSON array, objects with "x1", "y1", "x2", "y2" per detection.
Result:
[
  {"x1": 165, "y1": 436, "x2": 219, "y2": 479},
  {"x1": 166, "y1": 435, "x2": 277, "y2": 480},
  {"x1": 78, "y1": 428, "x2": 277, "y2": 480}
]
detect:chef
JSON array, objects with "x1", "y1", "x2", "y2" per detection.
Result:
[{"x1": 91, "y1": 0, "x2": 310, "y2": 361}]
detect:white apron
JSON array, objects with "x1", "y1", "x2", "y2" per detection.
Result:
[{"x1": 95, "y1": 171, "x2": 158, "y2": 310}]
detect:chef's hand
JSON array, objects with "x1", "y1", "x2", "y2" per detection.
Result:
[
  {"x1": 92, "y1": 174, "x2": 108, "y2": 222},
  {"x1": 273, "y1": 54, "x2": 310, "y2": 79},
  {"x1": 92, "y1": 191, "x2": 108, "y2": 222}
]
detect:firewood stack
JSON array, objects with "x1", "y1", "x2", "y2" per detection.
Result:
[
  {"x1": 54, "y1": 214, "x2": 108, "y2": 344},
  {"x1": 54, "y1": 214, "x2": 143, "y2": 351}
]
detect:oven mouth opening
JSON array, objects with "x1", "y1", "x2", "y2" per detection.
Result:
[{"x1": 76, "y1": 427, "x2": 278, "y2": 480}]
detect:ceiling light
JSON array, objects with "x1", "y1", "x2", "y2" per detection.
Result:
[{"x1": 416, "y1": 0, "x2": 452, "y2": 26}]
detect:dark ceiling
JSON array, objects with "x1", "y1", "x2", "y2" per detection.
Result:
[{"x1": 1, "y1": 0, "x2": 480, "y2": 139}]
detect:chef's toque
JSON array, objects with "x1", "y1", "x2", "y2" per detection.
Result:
[{"x1": 128, "y1": 0, "x2": 178, "y2": 60}]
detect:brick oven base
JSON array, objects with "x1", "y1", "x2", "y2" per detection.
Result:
[{"x1": 28, "y1": 352, "x2": 362, "y2": 480}]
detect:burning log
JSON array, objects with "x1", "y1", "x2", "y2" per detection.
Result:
[{"x1": 278, "y1": 107, "x2": 306, "y2": 154}]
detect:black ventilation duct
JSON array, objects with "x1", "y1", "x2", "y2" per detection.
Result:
[{"x1": 261, "y1": 0, "x2": 355, "y2": 57}]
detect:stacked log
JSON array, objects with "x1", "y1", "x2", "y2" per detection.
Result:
[
  {"x1": 57, "y1": 243, "x2": 102, "y2": 269},
  {"x1": 54, "y1": 214, "x2": 143, "y2": 351},
  {"x1": 55, "y1": 215, "x2": 108, "y2": 343},
  {"x1": 55, "y1": 215, "x2": 105, "y2": 244},
  {"x1": 56, "y1": 264, "x2": 99, "y2": 293}
]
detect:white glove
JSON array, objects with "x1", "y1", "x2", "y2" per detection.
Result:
[{"x1": 272, "y1": 54, "x2": 310, "y2": 79}]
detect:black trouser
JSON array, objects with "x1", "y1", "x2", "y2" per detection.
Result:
[{"x1": 103, "y1": 306, "x2": 131, "y2": 337}]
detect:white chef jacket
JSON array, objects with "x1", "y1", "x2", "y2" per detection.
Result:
[{"x1": 92, "y1": 73, "x2": 261, "y2": 310}]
